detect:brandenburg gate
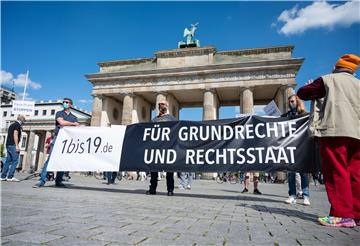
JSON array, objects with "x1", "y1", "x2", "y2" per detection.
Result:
[{"x1": 86, "y1": 45, "x2": 303, "y2": 126}]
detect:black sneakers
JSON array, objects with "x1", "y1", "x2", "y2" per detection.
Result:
[
  {"x1": 146, "y1": 190, "x2": 156, "y2": 195},
  {"x1": 253, "y1": 189, "x2": 262, "y2": 195},
  {"x1": 167, "y1": 191, "x2": 174, "y2": 196},
  {"x1": 241, "y1": 188, "x2": 248, "y2": 193}
]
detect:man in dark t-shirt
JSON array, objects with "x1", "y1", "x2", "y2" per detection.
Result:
[
  {"x1": 146, "y1": 99, "x2": 177, "y2": 196},
  {"x1": 1, "y1": 115, "x2": 26, "y2": 182},
  {"x1": 33, "y1": 98, "x2": 79, "y2": 188}
]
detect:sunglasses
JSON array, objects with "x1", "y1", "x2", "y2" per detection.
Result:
[
  {"x1": 63, "y1": 101, "x2": 70, "y2": 104},
  {"x1": 289, "y1": 100, "x2": 295, "y2": 103}
]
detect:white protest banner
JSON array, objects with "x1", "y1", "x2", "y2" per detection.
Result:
[
  {"x1": 47, "y1": 125, "x2": 126, "y2": 171},
  {"x1": 263, "y1": 100, "x2": 281, "y2": 116},
  {"x1": 11, "y1": 100, "x2": 35, "y2": 116}
]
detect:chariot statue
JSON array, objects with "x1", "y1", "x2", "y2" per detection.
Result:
[{"x1": 178, "y1": 23, "x2": 200, "y2": 48}]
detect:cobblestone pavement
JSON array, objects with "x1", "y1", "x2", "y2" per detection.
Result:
[{"x1": 1, "y1": 173, "x2": 359, "y2": 245}]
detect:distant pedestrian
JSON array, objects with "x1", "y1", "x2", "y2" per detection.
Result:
[
  {"x1": 281, "y1": 94, "x2": 310, "y2": 206},
  {"x1": 1, "y1": 115, "x2": 26, "y2": 182},
  {"x1": 241, "y1": 172, "x2": 262, "y2": 195},
  {"x1": 146, "y1": 99, "x2": 177, "y2": 196},
  {"x1": 298, "y1": 54, "x2": 360, "y2": 227},
  {"x1": 106, "y1": 172, "x2": 117, "y2": 185},
  {"x1": 33, "y1": 98, "x2": 80, "y2": 188},
  {"x1": 179, "y1": 172, "x2": 193, "y2": 190}
]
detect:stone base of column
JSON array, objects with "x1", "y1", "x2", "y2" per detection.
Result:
[{"x1": 276, "y1": 171, "x2": 286, "y2": 183}]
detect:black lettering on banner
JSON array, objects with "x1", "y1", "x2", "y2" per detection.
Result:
[{"x1": 60, "y1": 136, "x2": 113, "y2": 154}]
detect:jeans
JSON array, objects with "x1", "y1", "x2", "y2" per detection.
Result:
[
  {"x1": 39, "y1": 137, "x2": 64, "y2": 185},
  {"x1": 288, "y1": 172, "x2": 309, "y2": 197},
  {"x1": 1, "y1": 145, "x2": 19, "y2": 179},
  {"x1": 107, "y1": 172, "x2": 117, "y2": 183},
  {"x1": 180, "y1": 172, "x2": 193, "y2": 187}
]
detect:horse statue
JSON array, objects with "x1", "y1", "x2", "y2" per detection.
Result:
[{"x1": 178, "y1": 23, "x2": 200, "y2": 48}]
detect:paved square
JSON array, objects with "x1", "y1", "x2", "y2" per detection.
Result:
[{"x1": 1, "y1": 173, "x2": 359, "y2": 245}]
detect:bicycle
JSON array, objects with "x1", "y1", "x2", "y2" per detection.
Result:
[{"x1": 216, "y1": 172, "x2": 239, "y2": 184}]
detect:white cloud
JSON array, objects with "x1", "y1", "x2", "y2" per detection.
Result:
[
  {"x1": 276, "y1": 1, "x2": 360, "y2": 35},
  {"x1": 78, "y1": 99, "x2": 92, "y2": 104},
  {"x1": 0, "y1": 70, "x2": 42, "y2": 90},
  {"x1": 0, "y1": 70, "x2": 13, "y2": 84}
]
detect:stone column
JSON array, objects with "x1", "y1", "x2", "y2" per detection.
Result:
[
  {"x1": 122, "y1": 93, "x2": 134, "y2": 125},
  {"x1": 22, "y1": 131, "x2": 36, "y2": 173},
  {"x1": 155, "y1": 92, "x2": 167, "y2": 116},
  {"x1": 240, "y1": 87, "x2": 254, "y2": 114},
  {"x1": 283, "y1": 86, "x2": 295, "y2": 112},
  {"x1": 203, "y1": 89, "x2": 219, "y2": 121},
  {"x1": 202, "y1": 89, "x2": 219, "y2": 180},
  {"x1": 91, "y1": 95, "x2": 103, "y2": 126},
  {"x1": 166, "y1": 93, "x2": 180, "y2": 119},
  {"x1": 274, "y1": 87, "x2": 285, "y2": 114},
  {"x1": 277, "y1": 86, "x2": 295, "y2": 182},
  {"x1": 37, "y1": 130, "x2": 51, "y2": 171}
]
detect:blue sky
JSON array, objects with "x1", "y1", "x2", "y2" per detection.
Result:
[{"x1": 1, "y1": 1, "x2": 359, "y2": 120}]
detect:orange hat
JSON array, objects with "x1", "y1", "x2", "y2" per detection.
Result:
[{"x1": 335, "y1": 54, "x2": 360, "y2": 72}]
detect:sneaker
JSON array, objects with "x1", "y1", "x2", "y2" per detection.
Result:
[
  {"x1": 187, "y1": 185, "x2": 191, "y2": 190},
  {"x1": 0, "y1": 177, "x2": 7, "y2": 181},
  {"x1": 33, "y1": 182, "x2": 44, "y2": 188},
  {"x1": 318, "y1": 216, "x2": 356, "y2": 228},
  {"x1": 146, "y1": 190, "x2": 156, "y2": 195},
  {"x1": 285, "y1": 196, "x2": 297, "y2": 204},
  {"x1": 355, "y1": 219, "x2": 360, "y2": 226},
  {"x1": 167, "y1": 191, "x2": 174, "y2": 196},
  {"x1": 303, "y1": 196, "x2": 311, "y2": 206},
  {"x1": 241, "y1": 188, "x2": 248, "y2": 193},
  {"x1": 253, "y1": 189, "x2": 262, "y2": 195},
  {"x1": 6, "y1": 177, "x2": 20, "y2": 182},
  {"x1": 178, "y1": 185, "x2": 185, "y2": 190}
]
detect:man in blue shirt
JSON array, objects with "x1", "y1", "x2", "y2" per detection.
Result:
[{"x1": 33, "y1": 98, "x2": 79, "y2": 188}]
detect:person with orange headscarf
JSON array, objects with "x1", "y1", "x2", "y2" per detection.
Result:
[{"x1": 298, "y1": 54, "x2": 360, "y2": 228}]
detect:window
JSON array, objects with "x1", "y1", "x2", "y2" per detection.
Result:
[
  {"x1": 51, "y1": 109, "x2": 55, "y2": 115},
  {"x1": 3, "y1": 111, "x2": 7, "y2": 117},
  {"x1": 42, "y1": 110, "x2": 47, "y2": 115},
  {"x1": 34, "y1": 110, "x2": 38, "y2": 116},
  {"x1": 21, "y1": 136, "x2": 27, "y2": 149}
]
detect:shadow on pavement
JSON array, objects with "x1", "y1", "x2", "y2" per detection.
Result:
[
  {"x1": 220, "y1": 189, "x2": 288, "y2": 199},
  {"x1": 235, "y1": 203, "x2": 317, "y2": 223},
  {"x1": 56, "y1": 184, "x2": 284, "y2": 203}
]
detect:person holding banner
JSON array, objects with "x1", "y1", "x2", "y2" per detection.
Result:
[
  {"x1": 281, "y1": 94, "x2": 310, "y2": 206},
  {"x1": 1, "y1": 115, "x2": 26, "y2": 182},
  {"x1": 298, "y1": 54, "x2": 360, "y2": 227},
  {"x1": 33, "y1": 98, "x2": 80, "y2": 188},
  {"x1": 146, "y1": 99, "x2": 177, "y2": 196}
]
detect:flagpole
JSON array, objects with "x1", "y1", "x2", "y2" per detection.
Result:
[{"x1": 22, "y1": 70, "x2": 29, "y2": 101}]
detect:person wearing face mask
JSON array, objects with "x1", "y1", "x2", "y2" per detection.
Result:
[
  {"x1": 1, "y1": 115, "x2": 26, "y2": 182},
  {"x1": 33, "y1": 98, "x2": 80, "y2": 188},
  {"x1": 281, "y1": 94, "x2": 311, "y2": 206},
  {"x1": 146, "y1": 99, "x2": 177, "y2": 196}
]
